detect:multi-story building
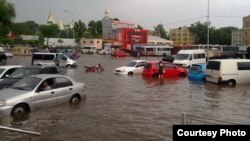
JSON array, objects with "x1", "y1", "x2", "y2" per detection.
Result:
[
  {"x1": 231, "y1": 15, "x2": 250, "y2": 45},
  {"x1": 243, "y1": 15, "x2": 250, "y2": 45},
  {"x1": 231, "y1": 30, "x2": 243, "y2": 45},
  {"x1": 169, "y1": 27, "x2": 195, "y2": 46}
]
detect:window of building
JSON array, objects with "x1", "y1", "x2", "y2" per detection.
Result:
[
  {"x1": 91, "y1": 41, "x2": 93, "y2": 43},
  {"x1": 83, "y1": 41, "x2": 86, "y2": 43},
  {"x1": 97, "y1": 41, "x2": 100, "y2": 44}
]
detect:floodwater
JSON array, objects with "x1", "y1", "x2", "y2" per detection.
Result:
[{"x1": 0, "y1": 55, "x2": 250, "y2": 141}]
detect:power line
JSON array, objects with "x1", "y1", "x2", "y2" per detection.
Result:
[
  {"x1": 143, "y1": 15, "x2": 243, "y2": 29},
  {"x1": 144, "y1": 16, "x2": 207, "y2": 28},
  {"x1": 210, "y1": 15, "x2": 243, "y2": 18}
]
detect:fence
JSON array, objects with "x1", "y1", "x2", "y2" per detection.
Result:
[
  {"x1": 181, "y1": 112, "x2": 239, "y2": 125},
  {"x1": 0, "y1": 125, "x2": 40, "y2": 141}
]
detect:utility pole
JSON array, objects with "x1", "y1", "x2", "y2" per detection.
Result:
[
  {"x1": 207, "y1": 0, "x2": 210, "y2": 61},
  {"x1": 64, "y1": 10, "x2": 75, "y2": 50}
]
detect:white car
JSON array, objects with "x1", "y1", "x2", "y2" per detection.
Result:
[
  {"x1": 4, "y1": 51, "x2": 13, "y2": 58},
  {"x1": 0, "y1": 65, "x2": 23, "y2": 81},
  {"x1": 99, "y1": 49, "x2": 111, "y2": 55},
  {"x1": 114, "y1": 60, "x2": 148, "y2": 75}
]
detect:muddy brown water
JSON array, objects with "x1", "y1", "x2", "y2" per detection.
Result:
[{"x1": 0, "y1": 55, "x2": 250, "y2": 141}]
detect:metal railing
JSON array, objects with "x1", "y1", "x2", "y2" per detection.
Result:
[
  {"x1": 181, "y1": 112, "x2": 239, "y2": 125},
  {"x1": 0, "y1": 125, "x2": 40, "y2": 141}
]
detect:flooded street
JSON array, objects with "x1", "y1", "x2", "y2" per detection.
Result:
[{"x1": 1, "y1": 55, "x2": 250, "y2": 141}]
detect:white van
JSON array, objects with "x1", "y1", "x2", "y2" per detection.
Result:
[
  {"x1": 81, "y1": 46, "x2": 97, "y2": 54},
  {"x1": 173, "y1": 49, "x2": 206, "y2": 68},
  {"x1": 205, "y1": 59, "x2": 250, "y2": 86},
  {"x1": 32, "y1": 52, "x2": 77, "y2": 68}
]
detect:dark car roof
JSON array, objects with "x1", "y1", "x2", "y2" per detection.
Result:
[
  {"x1": 0, "y1": 65, "x2": 59, "y2": 89},
  {"x1": 21, "y1": 65, "x2": 56, "y2": 69}
]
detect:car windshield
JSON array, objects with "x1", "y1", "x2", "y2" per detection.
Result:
[
  {"x1": 190, "y1": 65, "x2": 202, "y2": 72},
  {"x1": 11, "y1": 77, "x2": 42, "y2": 91},
  {"x1": 176, "y1": 54, "x2": 190, "y2": 60},
  {"x1": 0, "y1": 69, "x2": 5, "y2": 75},
  {"x1": 8, "y1": 68, "x2": 41, "y2": 79},
  {"x1": 125, "y1": 61, "x2": 137, "y2": 67}
]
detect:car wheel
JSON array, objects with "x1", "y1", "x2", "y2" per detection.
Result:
[
  {"x1": 69, "y1": 94, "x2": 81, "y2": 105},
  {"x1": 66, "y1": 65, "x2": 72, "y2": 68},
  {"x1": 179, "y1": 73, "x2": 186, "y2": 78},
  {"x1": 11, "y1": 104, "x2": 29, "y2": 117},
  {"x1": 228, "y1": 79, "x2": 236, "y2": 87},
  {"x1": 128, "y1": 72, "x2": 133, "y2": 76}
]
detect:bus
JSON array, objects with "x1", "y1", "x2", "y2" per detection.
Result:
[{"x1": 133, "y1": 44, "x2": 173, "y2": 56}]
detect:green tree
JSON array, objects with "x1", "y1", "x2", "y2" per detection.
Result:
[
  {"x1": 212, "y1": 27, "x2": 238, "y2": 45},
  {"x1": 82, "y1": 31, "x2": 92, "y2": 38},
  {"x1": 189, "y1": 21, "x2": 238, "y2": 45},
  {"x1": 112, "y1": 18, "x2": 119, "y2": 21},
  {"x1": 39, "y1": 24, "x2": 59, "y2": 47},
  {"x1": 189, "y1": 21, "x2": 210, "y2": 44},
  {"x1": 0, "y1": 0, "x2": 16, "y2": 25},
  {"x1": 88, "y1": 20, "x2": 102, "y2": 38},
  {"x1": 0, "y1": 25, "x2": 9, "y2": 36},
  {"x1": 10, "y1": 21, "x2": 39, "y2": 35},
  {"x1": 96, "y1": 20, "x2": 102, "y2": 38},
  {"x1": 58, "y1": 38, "x2": 63, "y2": 46},
  {"x1": 155, "y1": 24, "x2": 167, "y2": 39},
  {"x1": 74, "y1": 20, "x2": 87, "y2": 42},
  {"x1": 136, "y1": 25, "x2": 143, "y2": 30}
]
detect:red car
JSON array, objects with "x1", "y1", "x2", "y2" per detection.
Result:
[
  {"x1": 142, "y1": 61, "x2": 188, "y2": 78},
  {"x1": 112, "y1": 50, "x2": 130, "y2": 57}
]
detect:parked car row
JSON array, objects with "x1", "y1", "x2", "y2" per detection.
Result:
[
  {"x1": 114, "y1": 60, "x2": 188, "y2": 78},
  {"x1": 114, "y1": 58, "x2": 250, "y2": 87},
  {"x1": 0, "y1": 64, "x2": 85, "y2": 118}
]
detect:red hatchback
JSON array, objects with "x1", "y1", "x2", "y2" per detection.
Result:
[{"x1": 142, "y1": 61, "x2": 188, "y2": 78}]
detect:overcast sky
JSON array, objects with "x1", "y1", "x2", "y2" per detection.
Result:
[{"x1": 9, "y1": 0, "x2": 250, "y2": 31}]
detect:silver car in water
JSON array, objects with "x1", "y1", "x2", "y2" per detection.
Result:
[{"x1": 0, "y1": 74, "x2": 86, "y2": 117}]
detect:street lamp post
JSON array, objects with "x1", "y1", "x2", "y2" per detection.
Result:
[
  {"x1": 207, "y1": 0, "x2": 210, "y2": 61},
  {"x1": 64, "y1": 10, "x2": 75, "y2": 49}
]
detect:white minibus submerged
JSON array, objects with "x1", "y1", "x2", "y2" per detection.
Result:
[{"x1": 173, "y1": 49, "x2": 206, "y2": 68}]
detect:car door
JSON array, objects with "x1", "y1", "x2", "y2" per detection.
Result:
[
  {"x1": 163, "y1": 63, "x2": 178, "y2": 77},
  {"x1": 134, "y1": 62, "x2": 147, "y2": 74},
  {"x1": 58, "y1": 53, "x2": 67, "y2": 67},
  {"x1": 33, "y1": 78, "x2": 57, "y2": 109},
  {"x1": 54, "y1": 77, "x2": 74, "y2": 104}
]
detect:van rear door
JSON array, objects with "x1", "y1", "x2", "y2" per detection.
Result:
[
  {"x1": 237, "y1": 62, "x2": 250, "y2": 83},
  {"x1": 205, "y1": 61, "x2": 221, "y2": 83}
]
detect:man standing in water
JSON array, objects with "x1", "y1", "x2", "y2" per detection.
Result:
[{"x1": 158, "y1": 61, "x2": 164, "y2": 79}]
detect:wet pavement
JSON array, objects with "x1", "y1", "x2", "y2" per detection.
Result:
[{"x1": 0, "y1": 55, "x2": 250, "y2": 141}]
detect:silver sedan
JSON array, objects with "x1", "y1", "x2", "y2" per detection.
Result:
[{"x1": 0, "y1": 74, "x2": 86, "y2": 117}]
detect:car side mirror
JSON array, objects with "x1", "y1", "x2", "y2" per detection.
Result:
[{"x1": 173, "y1": 66, "x2": 177, "y2": 69}]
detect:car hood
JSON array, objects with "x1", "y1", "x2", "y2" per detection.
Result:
[
  {"x1": 0, "y1": 78, "x2": 20, "y2": 88},
  {"x1": 0, "y1": 88, "x2": 30, "y2": 100},
  {"x1": 115, "y1": 66, "x2": 134, "y2": 71}
]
